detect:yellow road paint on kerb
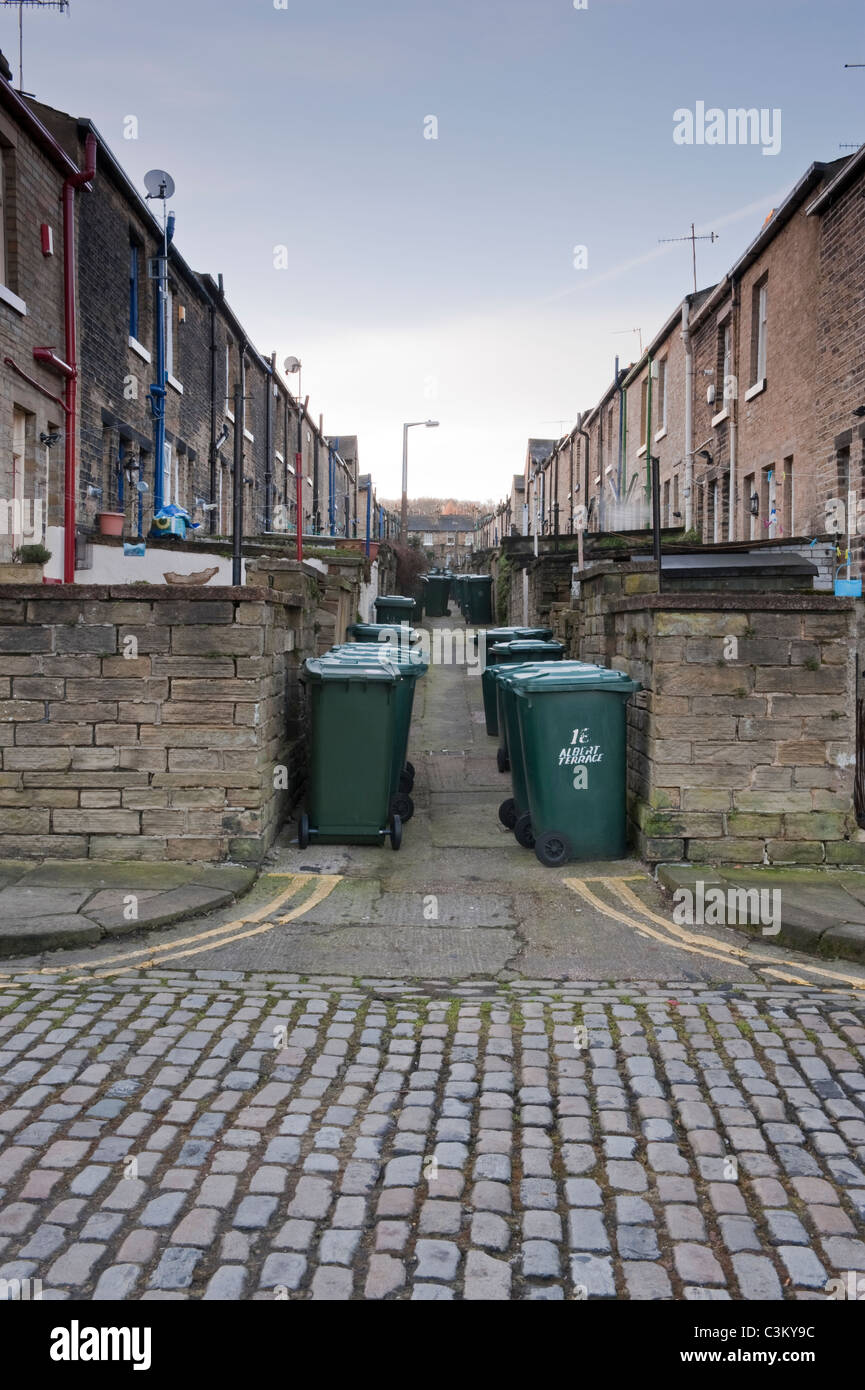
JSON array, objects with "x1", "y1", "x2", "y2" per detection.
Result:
[
  {"x1": 65, "y1": 873, "x2": 341, "y2": 982},
  {"x1": 564, "y1": 876, "x2": 865, "y2": 992},
  {"x1": 565, "y1": 877, "x2": 741, "y2": 971},
  {"x1": 607, "y1": 877, "x2": 865, "y2": 991},
  {"x1": 0, "y1": 872, "x2": 341, "y2": 984}
]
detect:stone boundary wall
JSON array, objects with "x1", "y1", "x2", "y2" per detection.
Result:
[
  {"x1": 567, "y1": 568, "x2": 862, "y2": 866},
  {"x1": 0, "y1": 583, "x2": 319, "y2": 864}
]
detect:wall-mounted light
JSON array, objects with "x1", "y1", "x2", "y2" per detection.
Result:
[{"x1": 698, "y1": 449, "x2": 713, "y2": 465}]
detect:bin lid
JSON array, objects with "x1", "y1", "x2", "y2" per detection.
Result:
[
  {"x1": 374, "y1": 594, "x2": 416, "y2": 606},
  {"x1": 329, "y1": 644, "x2": 427, "y2": 675},
  {"x1": 508, "y1": 663, "x2": 641, "y2": 695},
  {"x1": 483, "y1": 627, "x2": 554, "y2": 641},
  {"x1": 347, "y1": 623, "x2": 421, "y2": 643},
  {"x1": 490, "y1": 640, "x2": 565, "y2": 655},
  {"x1": 304, "y1": 656, "x2": 399, "y2": 684}
]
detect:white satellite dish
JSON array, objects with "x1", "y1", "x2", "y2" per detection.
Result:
[
  {"x1": 284, "y1": 356, "x2": 301, "y2": 374},
  {"x1": 144, "y1": 169, "x2": 175, "y2": 201}
]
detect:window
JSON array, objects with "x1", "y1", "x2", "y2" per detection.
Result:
[
  {"x1": 721, "y1": 321, "x2": 732, "y2": 401},
  {"x1": 639, "y1": 378, "x2": 648, "y2": 442},
  {"x1": 0, "y1": 146, "x2": 8, "y2": 288},
  {"x1": 751, "y1": 278, "x2": 768, "y2": 385},
  {"x1": 129, "y1": 239, "x2": 140, "y2": 338},
  {"x1": 423, "y1": 532, "x2": 434, "y2": 546},
  {"x1": 656, "y1": 358, "x2": 667, "y2": 432},
  {"x1": 164, "y1": 286, "x2": 174, "y2": 379},
  {"x1": 744, "y1": 471, "x2": 757, "y2": 540},
  {"x1": 672, "y1": 473, "x2": 679, "y2": 523},
  {"x1": 163, "y1": 441, "x2": 172, "y2": 507}
]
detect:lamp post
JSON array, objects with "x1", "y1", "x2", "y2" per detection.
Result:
[{"x1": 400, "y1": 419, "x2": 438, "y2": 543}]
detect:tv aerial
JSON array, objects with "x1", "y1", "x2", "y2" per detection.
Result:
[{"x1": 1, "y1": 1, "x2": 69, "y2": 93}]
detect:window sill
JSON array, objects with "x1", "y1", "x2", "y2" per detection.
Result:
[
  {"x1": 243, "y1": 428, "x2": 254, "y2": 443},
  {"x1": 654, "y1": 427, "x2": 667, "y2": 442},
  {"x1": 128, "y1": 335, "x2": 151, "y2": 364},
  {"x1": 711, "y1": 407, "x2": 730, "y2": 427},
  {"x1": 0, "y1": 283, "x2": 27, "y2": 316},
  {"x1": 226, "y1": 409, "x2": 235, "y2": 423},
  {"x1": 745, "y1": 378, "x2": 766, "y2": 402},
  {"x1": 167, "y1": 374, "x2": 184, "y2": 395},
  {"x1": 637, "y1": 444, "x2": 647, "y2": 458}
]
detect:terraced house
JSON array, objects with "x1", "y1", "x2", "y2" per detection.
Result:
[
  {"x1": 511, "y1": 145, "x2": 864, "y2": 567},
  {"x1": 0, "y1": 60, "x2": 368, "y2": 587}
]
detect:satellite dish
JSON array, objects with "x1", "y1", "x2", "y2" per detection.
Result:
[
  {"x1": 284, "y1": 356, "x2": 301, "y2": 374},
  {"x1": 144, "y1": 169, "x2": 175, "y2": 201}
]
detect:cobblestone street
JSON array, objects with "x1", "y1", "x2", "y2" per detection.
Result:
[{"x1": 1, "y1": 971, "x2": 864, "y2": 1301}]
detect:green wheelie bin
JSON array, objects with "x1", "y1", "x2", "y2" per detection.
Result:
[
  {"x1": 475, "y1": 625, "x2": 554, "y2": 666},
  {"x1": 327, "y1": 643, "x2": 427, "y2": 820},
  {"x1": 375, "y1": 594, "x2": 417, "y2": 625},
  {"x1": 347, "y1": 621, "x2": 421, "y2": 648},
  {"x1": 488, "y1": 639, "x2": 565, "y2": 750},
  {"x1": 512, "y1": 663, "x2": 641, "y2": 866},
  {"x1": 491, "y1": 661, "x2": 563, "y2": 848},
  {"x1": 297, "y1": 656, "x2": 404, "y2": 850},
  {"x1": 424, "y1": 572, "x2": 451, "y2": 618},
  {"x1": 464, "y1": 574, "x2": 493, "y2": 625}
]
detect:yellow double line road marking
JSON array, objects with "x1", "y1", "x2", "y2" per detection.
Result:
[
  {"x1": 0, "y1": 872, "x2": 341, "y2": 985},
  {"x1": 565, "y1": 876, "x2": 865, "y2": 992}
]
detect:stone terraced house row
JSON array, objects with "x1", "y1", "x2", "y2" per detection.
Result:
[
  {"x1": 500, "y1": 146, "x2": 865, "y2": 561},
  {"x1": 0, "y1": 61, "x2": 367, "y2": 586}
]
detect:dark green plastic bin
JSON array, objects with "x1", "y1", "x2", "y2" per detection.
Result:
[
  {"x1": 487, "y1": 639, "x2": 565, "y2": 743},
  {"x1": 512, "y1": 663, "x2": 640, "y2": 866},
  {"x1": 374, "y1": 594, "x2": 417, "y2": 625},
  {"x1": 298, "y1": 657, "x2": 403, "y2": 849},
  {"x1": 328, "y1": 643, "x2": 427, "y2": 821}
]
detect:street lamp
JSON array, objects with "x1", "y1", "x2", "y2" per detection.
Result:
[{"x1": 401, "y1": 420, "x2": 439, "y2": 543}]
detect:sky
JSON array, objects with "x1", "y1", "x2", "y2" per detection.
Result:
[{"x1": 4, "y1": 0, "x2": 863, "y2": 504}]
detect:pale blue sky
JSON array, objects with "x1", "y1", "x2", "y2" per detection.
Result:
[{"x1": 6, "y1": 0, "x2": 862, "y2": 501}]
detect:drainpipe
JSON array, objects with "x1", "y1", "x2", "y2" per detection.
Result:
[
  {"x1": 203, "y1": 279, "x2": 220, "y2": 536},
  {"x1": 576, "y1": 413, "x2": 590, "y2": 527},
  {"x1": 568, "y1": 437, "x2": 574, "y2": 532},
  {"x1": 617, "y1": 360, "x2": 626, "y2": 499},
  {"x1": 61, "y1": 132, "x2": 97, "y2": 582},
  {"x1": 728, "y1": 278, "x2": 739, "y2": 541},
  {"x1": 597, "y1": 410, "x2": 604, "y2": 532},
  {"x1": 644, "y1": 353, "x2": 653, "y2": 524},
  {"x1": 682, "y1": 299, "x2": 694, "y2": 532},
  {"x1": 313, "y1": 426, "x2": 320, "y2": 534},
  {"x1": 264, "y1": 352, "x2": 275, "y2": 532},
  {"x1": 231, "y1": 343, "x2": 246, "y2": 584}
]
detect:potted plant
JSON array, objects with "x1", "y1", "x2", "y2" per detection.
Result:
[
  {"x1": 96, "y1": 511, "x2": 125, "y2": 537},
  {"x1": 0, "y1": 542, "x2": 52, "y2": 584}
]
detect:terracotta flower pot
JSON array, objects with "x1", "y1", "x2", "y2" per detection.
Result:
[{"x1": 96, "y1": 511, "x2": 125, "y2": 537}]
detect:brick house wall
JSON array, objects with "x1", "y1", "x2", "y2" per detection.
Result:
[
  {"x1": 0, "y1": 88, "x2": 69, "y2": 561},
  {"x1": 810, "y1": 154, "x2": 865, "y2": 571}
]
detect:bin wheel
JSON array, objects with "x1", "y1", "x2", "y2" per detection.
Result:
[
  {"x1": 390, "y1": 814, "x2": 403, "y2": 851},
  {"x1": 535, "y1": 830, "x2": 572, "y2": 868},
  {"x1": 404, "y1": 760, "x2": 415, "y2": 779},
  {"x1": 498, "y1": 797, "x2": 517, "y2": 830},
  {"x1": 513, "y1": 813, "x2": 535, "y2": 850},
  {"x1": 390, "y1": 792, "x2": 414, "y2": 823},
  {"x1": 297, "y1": 811, "x2": 310, "y2": 850},
  {"x1": 399, "y1": 769, "x2": 415, "y2": 794},
  {"x1": 496, "y1": 747, "x2": 510, "y2": 774}
]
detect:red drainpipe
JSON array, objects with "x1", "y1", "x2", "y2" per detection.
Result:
[{"x1": 61, "y1": 133, "x2": 97, "y2": 582}]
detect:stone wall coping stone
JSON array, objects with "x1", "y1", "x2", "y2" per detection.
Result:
[{"x1": 609, "y1": 593, "x2": 855, "y2": 614}]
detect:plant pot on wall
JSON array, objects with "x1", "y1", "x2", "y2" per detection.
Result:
[
  {"x1": 0, "y1": 563, "x2": 42, "y2": 584},
  {"x1": 96, "y1": 512, "x2": 125, "y2": 537}
]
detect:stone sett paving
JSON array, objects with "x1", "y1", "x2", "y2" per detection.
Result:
[{"x1": 1, "y1": 968, "x2": 864, "y2": 1301}]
